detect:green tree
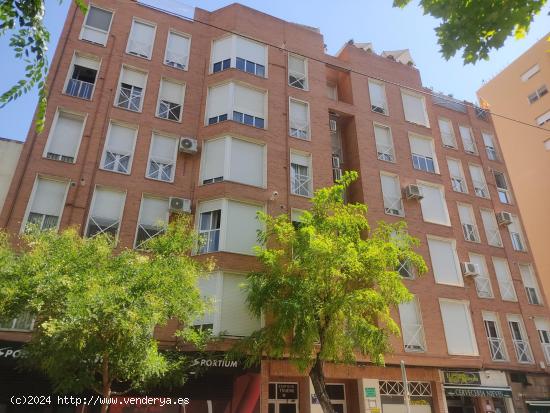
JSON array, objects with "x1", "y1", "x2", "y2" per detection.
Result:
[
  {"x1": 394, "y1": 0, "x2": 548, "y2": 64},
  {"x1": 0, "y1": 0, "x2": 86, "y2": 131},
  {"x1": 239, "y1": 172, "x2": 427, "y2": 413},
  {"x1": 0, "y1": 216, "x2": 211, "y2": 413}
]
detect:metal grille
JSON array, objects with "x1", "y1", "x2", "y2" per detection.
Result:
[{"x1": 379, "y1": 381, "x2": 431, "y2": 396}]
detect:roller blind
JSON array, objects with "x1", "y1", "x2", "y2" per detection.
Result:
[
  {"x1": 150, "y1": 133, "x2": 177, "y2": 162},
  {"x1": 521, "y1": 64, "x2": 539, "y2": 82},
  {"x1": 211, "y1": 36, "x2": 232, "y2": 63},
  {"x1": 160, "y1": 79, "x2": 184, "y2": 103},
  {"x1": 220, "y1": 273, "x2": 260, "y2": 336},
  {"x1": 291, "y1": 152, "x2": 310, "y2": 168},
  {"x1": 139, "y1": 197, "x2": 168, "y2": 227},
  {"x1": 107, "y1": 123, "x2": 136, "y2": 154},
  {"x1": 74, "y1": 54, "x2": 100, "y2": 70},
  {"x1": 468, "y1": 165, "x2": 485, "y2": 183},
  {"x1": 167, "y1": 32, "x2": 190, "y2": 58},
  {"x1": 447, "y1": 159, "x2": 462, "y2": 177},
  {"x1": 399, "y1": 298, "x2": 421, "y2": 326},
  {"x1": 289, "y1": 55, "x2": 306, "y2": 76},
  {"x1": 229, "y1": 138, "x2": 264, "y2": 187},
  {"x1": 427, "y1": 238, "x2": 461, "y2": 285},
  {"x1": 235, "y1": 36, "x2": 265, "y2": 64},
  {"x1": 195, "y1": 273, "x2": 222, "y2": 326},
  {"x1": 482, "y1": 133, "x2": 494, "y2": 147},
  {"x1": 402, "y1": 92, "x2": 427, "y2": 126},
  {"x1": 31, "y1": 178, "x2": 67, "y2": 216},
  {"x1": 438, "y1": 118, "x2": 455, "y2": 147},
  {"x1": 468, "y1": 254, "x2": 486, "y2": 275},
  {"x1": 129, "y1": 21, "x2": 155, "y2": 50},
  {"x1": 234, "y1": 83, "x2": 265, "y2": 117},
  {"x1": 121, "y1": 67, "x2": 146, "y2": 87},
  {"x1": 481, "y1": 209, "x2": 497, "y2": 231},
  {"x1": 380, "y1": 174, "x2": 400, "y2": 198},
  {"x1": 202, "y1": 138, "x2": 226, "y2": 181},
  {"x1": 374, "y1": 125, "x2": 392, "y2": 148},
  {"x1": 224, "y1": 201, "x2": 262, "y2": 255},
  {"x1": 91, "y1": 188, "x2": 125, "y2": 219},
  {"x1": 85, "y1": 6, "x2": 112, "y2": 31},
  {"x1": 419, "y1": 184, "x2": 449, "y2": 225},
  {"x1": 48, "y1": 112, "x2": 84, "y2": 158},
  {"x1": 508, "y1": 214, "x2": 521, "y2": 233},
  {"x1": 519, "y1": 264, "x2": 536, "y2": 288},
  {"x1": 289, "y1": 99, "x2": 308, "y2": 125},
  {"x1": 409, "y1": 136, "x2": 433, "y2": 157},
  {"x1": 368, "y1": 81, "x2": 386, "y2": 110},
  {"x1": 535, "y1": 318, "x2": 550, "y2": 332},
  {"x1": 492, "y1": 257, "x2": 516, "y2": 301},
  {"x1": 458, "y1": 204, "x2": 474, "y2": 225},
  {"x1": 440, "y1": 300, "x2": 478, "y2": 355},
  {"x1": 206, "y1": 83, "x2": 231, "y2": 118}
]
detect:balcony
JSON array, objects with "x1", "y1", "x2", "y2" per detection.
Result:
[
  {"x1": 512, "y1": 339, "x2": 533, "y2": 363},
  {"x1": 487, "y1": 337, "x2": 506, "y2": 361},
  {"x1": 66, "y1": 78, "x2": 94, "y2": 100}
]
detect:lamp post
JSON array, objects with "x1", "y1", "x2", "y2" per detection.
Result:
[{"x1": 401, "y1": 360, "x2": 412, "y2": 413}]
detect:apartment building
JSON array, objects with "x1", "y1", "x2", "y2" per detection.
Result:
[
  {"x1": 1, "y1": 1, "x2": 550, "y2": 412},
  {"x1": 477, "y1": 33, "x2": 550, "y2": 307}
]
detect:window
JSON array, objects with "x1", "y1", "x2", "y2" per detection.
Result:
[
  {"x1": 399, "y1": 297, "x2": 426, "y2": 352},
  {"x1": 418, "y1": 182, "x2": 450, "y2": 225},
  {"x1": 458, "y1": 203, "x2": 480, "y2": 243},
  {"x1": 519, "y1": 264, "x2": 542, "y2": 305},
  {"x1": 401, "y1": 90, "x2": 429, "y2": 127},
  {"x1": 468, "y1": 164, "x2": 489, "y2": 198},
  {"x1": 205, "y1": 82, "x2": 266, "y2": 128},
  {"x1": 197, "y1": 199, "x2": 264, "y2": 255},
  {"x1": 459, "y1": 126, "x2": 477, "y2": 154},
  {"x1": 521, "y1": 64, "x2": 540, "y2": 82},
  {"x1": 480, "y1": 209, "x2": 503, "y2": 247},
  {"x1": 80, "y1": 5, "x2": 113, "y2": 46},
  {"x1": 482, "y1": 312, "x2": 507, "y2": 361},
  {"x1": 146, "y1": 133, "x2": 178, "y2": 183},
  {"x1": 409, "y1": 135, "x2": 437, "y2": 173},
  {"x1": 100, "y1": 122, "x2": 137, "y2": 174},
  {"x1": 325, "y1": 384, "x2": 346, "y2": 413},
  {"x1": 482, "y1": 133, "x2": 498, "y2": 161},
  {"x1": 507, "y1": 314, "x2": 533, "y2": 363},
  {"x1": 380, "y1": 173, "x2": 403, "y2": 216},
  {"x1": 289, "y1": 98, "x2": 310, "y2": 139},
  {"x1": 438, "y1": 118, "x2": 456, "y2": 148},
  {"x1": 44, "y1": 110, "x2": 85, "y2": 163},
  {"x1": 23, "y1": 177, "x2": 69, "y2": 232},
  {"x1": 157, "y1": 78, "x2": 185, "y2": 121},
  {"x1": 211, "y1": 35, "x2": 266, "y2": 77},
  {"x1": 135, "y1": 196, "x2": 169, "y2": 249},
  {"x1": 116, "y1": 66, "x2": 147, "y2": 112},
  {"x1": 290, "y1": 151, "x2": 312, "y2": 197},
  {"x1": 397, "y1": 258, "x2": 414, "y2": 279},
  {"x1": 534, "y1": 318, "x2": 550, "y2": 365},
  {"x1": 201, "y1": 136, "x2": 265, "y2": 187},
  {"x1": 126, "y1": 19, "x2": 156, "y2": 59},
  {"x1": 195, "y1": 272, "x2": 261, "y2": 336},
  {"x1": 469, "y1": 253, "x2": 493, "y2": 298},
  {"x1": 536, "y1": 110, "x2": 550, "y2": 126},
  {"x1": 327, "y1": 82, "x2": 338, "y2": 100},
  {"x1": 288, "y1": 54, "x2": 308, "y2": 89},
  {"x1": 439, "y1": 299, "x2": 478, "y2": 356},
  {"x1": 447, "y1": 159, "x2": 467, "y2": 193},
  {"x1": 427, "y1": 237, "x2": 462, "y2": 286},
  {"x1": 164, "y1": 31, "x2": 190, "y2": 70},
  {"x1": 492, "y1": 257, "x2": 517, "y2": 301},
  {"x1": 65, "y1": 53, "x2": 99, "y2": 99},
  {"x1": 268, "y1": 382, "x2": 299, "y2": 413},
  {"x1": 493, "y1": 171, "x2": 510, "y2": 204},
  {"x1": 0, "y1": 313, "x2": 34, "y2": 331},
  {"x1": 528, "y1": 85, "x2": 548, "y2": 104},
  {"x1": 374, "y1": 124, "x2": 395, "y2": 162},
  {"x1": 85, "y1": 187, "x2": 126, "y2": 240},
  {"x1": 508, "y1": 214, "x2": 526, "y2": 252},
  {"x1": 368, "y1": 80, "x2": 388, "y2": 115}
]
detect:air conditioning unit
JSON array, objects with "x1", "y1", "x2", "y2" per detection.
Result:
[
  {"x1": 179, "y1": 137, "x2": 198, "y2": 154},
  {"x1": 331, "y1": 155, "x2": 341, "y2": 168},
  {"x1": 461, "y1": 262, "x2": 480, "y2": 277},
  {"x1": 169, "y1": 197, "x2": 191, "y2": 213},
  {"x1": 404, "y1": 184, "x2": 423, "y2": 200},
  {"x1": 333, "y1": 168, "x2": 342, "y2": 181},
  {"x1": 496, "y1": 211, "x2": 513, "y2": 226}
]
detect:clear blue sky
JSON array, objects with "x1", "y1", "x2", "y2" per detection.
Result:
[{"x1": 0, "y1": 0, "x2": 548, "y2": 142}]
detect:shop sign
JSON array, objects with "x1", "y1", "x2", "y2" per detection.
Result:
[
  {"x1": 443, "y1": 371, "x2": 481, "y2": 386},
  {"x1": 444, "y1": 387, "x2": 512, "y2": 398},
  {"x1": 277, "y1": 383, "x2": 298, "y2": 400},
  {"x1": 0, "y1": 341, "x2": 24, "y2": 360},
  {"x1": 189, "y1": 356, "x2": 239, "y2": 369}
]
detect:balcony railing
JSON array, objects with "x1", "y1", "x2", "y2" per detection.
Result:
[
  {"x1": 475, "y1": 276, "x2": 492, "y2": 298},
  {"x1": 384, "y1": 195, "x2": 403, "y2": 216},
  {"x1": 513, "y1": 339, "x2": 533, "y2": 363},
  {"x1": 66, "y1": 78, "x2": 94, "y2": 99},
  {"x1": 488, "y1": 337, "x2": 506, "y2": 361},
  {"x1": 473, "y1": 180, "x2": 489, "y2": 198},
  {"x1": 486, "y1": 228, "x2": 503, "y2": 247},
  {"x1": 377, "y1": 144, "x2": 395, "y2": 162},
  {"x1": 402, "y1": 323, "x2": 425, "y2": 352}
]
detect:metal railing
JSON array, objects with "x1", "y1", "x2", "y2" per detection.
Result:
[
  {"x1": 512, "y1": 339, "x2": 533, "y2": 363},
  {"x1": 66, "y1": 78, "x2": 94, "y2": 99},
  {"x1": 488, "y1": 337, "x2": 506, "y2": 361}
]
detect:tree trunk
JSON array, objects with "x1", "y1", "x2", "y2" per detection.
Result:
[
  {"x1": 309, "y1": 354, "x2": 336, "y2": 413},
  {"x1": 100, "y1": 354, "x2": 111, "y2": 413}
]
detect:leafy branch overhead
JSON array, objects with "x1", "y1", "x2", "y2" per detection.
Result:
[
  {"x1": 394, "y1": 0, "x2": 548, "y2": 63},
  {"x1": 0, "y1": 0, "x2": 87, "y2": 131}
]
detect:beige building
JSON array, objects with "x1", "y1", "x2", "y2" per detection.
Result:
[
  {"x1": 478, "y1": 33, "x2": 550, "y2": 303},
  {"x1": 0, "y1": 137, "x2": 23, "y2": 214}
]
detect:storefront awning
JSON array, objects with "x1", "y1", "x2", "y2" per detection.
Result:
[
  {"x1": 444, "y1": 385, "x2": 512, "y2": 398},
  {"x1": 526, "y1": 401, "x2": 550, "y2": 407}
]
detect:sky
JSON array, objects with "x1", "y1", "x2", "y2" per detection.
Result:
[{"x1": 0, "y1": 0, "x2": 548, "y2": 142}]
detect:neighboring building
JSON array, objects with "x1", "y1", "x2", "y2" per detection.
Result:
[
  {"x1": 477, "y1": 34, "x2": 550, "y2": 310},
  {"x1": 0, "y1": 137, "x2": 23, "y2": 214},
  {"x1": 1, "y1": 2, "x2": 550, "y2": 412}
]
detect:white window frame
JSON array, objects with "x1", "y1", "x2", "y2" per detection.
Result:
[
  {"x1": 134, "y1": 195, "x2": 169, "y2": 249},
  {"x1": 438, "y1": 117, "x2": 457, "y2": 148},
  {"x1": 43, "y1": 108, "x2": 87, "y2": 164},
  {"x1": 288, "y1": 53, "x2": 308, "y2": 90},
  {"x1": 519, "y1": 263, "x2": 542, "y2": 305},
  {"x1": 269, "y1": 382, "x2": 299, "y2": 411},
  {"x1": 145, "y1": 132, "x2": 179, "y2": 183},
  {"x1": 468, "y1": 163, "x2": 490, "y2": 199},
  {"x1": 418, "y1": 180, "x2": 450, "y2": 226},
  {"x1": 156, "y1": 77, "x2": 186, "y2": 122},
  {"x1": 99, "y1": 121, "x2": 138, "y2": 175},
  {"x1": 399, "y1": 297, "x2": 426, "y2": 353},
  {"x1": 368, "y1": 79, "x2": 389, "y2": 116},
  {"x1": 492, "y1": 257, "x2": 517, "y2": 302},
  {"x1": 508, "y1": 214, "x2": 527, "y2": 252},
  {"x1": 125, "y1": 18, "x2": 157, "y2": 60},
  {"x1": 374, "y1": 122, "x2": 395, "y2": 162},
  {"x1": 507, "y1": 314, "x2": 534, "y2": 364},
  {"x1": 401, "y1": 89, "x2": 430, "y2": 127},
  {"x1": 534, "y1": 317, "x2": 550, "y2": 365},
  {"x1": 493, "y1": 170, "x2": 511, "y2": 204},
  {"x1": 210, "y1": 34, "x2": 268, "y2": 77},
  {"x1": 409, "y1": 133, "x2": 439, "y2": 173},
  {"x1": 427, "y1": 235, "x2": 463, "y2": 287},
  {"x1": 459, "y1": 125, "x2": 478, "y2": 154},
  {"x1": 480, "y1": 208, "x2": 503, "y2": 248},
  {"x1": 114, "y1": 65, "x2": 148, "y2": 113},
  {"x1": 21, "y1": 175, "x2": 70, "y2": 234},
  {"x1": 164, "y1": 29, "x2": 191, "y2": 70},
  {"x1": 288, "y1": 97, "x2": 311, "y2": 140},
  {"x1": 381, "y1": 172, "x2": 404, "y2": 217},
  {"x1": 447, "y1": 158, "x2": 468, "y2": 194},
  {"x1": 290, "y1": 150, "x2": 313, "y2": 198},
  {"x1": 482, "y1": 311, "x2": 508, "y2": 361},
  {"x1": 63, "y1": 52, "x2": 101, "y2": 100},
  {"x1": 439, "y1": 298, "x2": 479, "y2": 356},
  {"x1": 79, "y1": 4, "x2": 114, "y2": 47},
  {"x1": 469, "y1": 253, "x2": 494, "y2": 299},
  {"x1": 84, "y1": 186, "x2": 126, "y2": 242},
  {"x1": 521, "y1": 64, "x2": 540, "y2": 82},
  {"x1": 482, "y1": 132, "x2": 498, "y2": 161},
  {"x1": 457, "y1": 202, "x2": 480, "y2": 243}
]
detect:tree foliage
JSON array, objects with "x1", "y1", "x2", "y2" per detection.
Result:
[
  {"x1": 239, "y1": 172, "x2": 427, "y2": 413},
  {"x1": 0, "y1": 216, "x2": 212, "y2": 412},
  {"x1": 0, "y1": 0, "x2": 87, "y2": 131},
  {"x1": 394, "y1": 0, "x2": 548, "y2": 64}
]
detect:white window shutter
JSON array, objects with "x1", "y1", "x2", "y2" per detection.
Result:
[
  {"x1": 91, "y1": 188, "x2": 125, "y2": 220},
  {"x1": 74, "y1": 54, "x2": 100, "y2": 70},
  {"x1": 482, "y1": 133, "x2": 494, "y2": 147},
  {"x1": 427, "y1": 238, "x2": 461, "y2": 285},
  {"x1": 402, "y1": 92, "x2": 427, "y2": 126},
  {"x1": 229, "y1": 138, "x2": 264, "y2": 187},
  {"x1": 206, "y1": 83, "x2": 231, "y2": 118},
  {"x1": 419, "y1": 185, "x2": 449, "y2": 225},
  {"x1": 212, "y1": 36, "x2": 232, "y2": 63},
  {"x1": 439, "y1": 300, "x2": 478, "y2": 355},
  {"x1": 48, "y1": 112, "x2": 84, "y2": 158},
  {"x1": 224, "y1": 201, "x2": 262, "y2": 255},
  {"x1": 235, "y1": 36, "x2": 266, "y2": 65},
  {"x1": 151, "y1": 133, "x2": 177, "y2": 162},
  {"x1": 31, "y1": 178, "x2": 67, "y2": 216},
  {"x1": 535, "y1": 318, "x2": 550, "y2": 332},
  {"x1": 220, "y1": 273, "x2": 260, "y2": 336},
  {"x1": 166, "y1": 32, "x2": 190, "y2": 62},
  {"x1": 493, "y1": 257, "x2": 517, "y2": 301},
  {"x1": 519, "y1": 264, "x2": 536, "y2": 288},
  {"x1": 290, "y1": 152, "x2": 310, "y2": 167},
  {"x1": 447, "y1": 159, "x2": 461, "y2": 177},
  {"x1": 121, "y1": 67, "x2": 146, "y2": 88},
  {"x1": 289, "y1": 55, "x2": 306, "y2": 76},
  {"x1": 195, "y1": 273, "x2": 222, "y2": 328},
  {"x1": 139, "y1": 197, "x2": 168, "y2": 227},
  {"x1": 469, "y1": 165, "x2": 485, "y2": 183},
  {"x1": 409, "y1": 136, "x2": 433, "y2": 157},
  {"x1": 129, "y1": 21, "x2": 155, "y2": 56},
  {"x1": 107, "y1": 123, "x2": 136, "y2": 154},
  {"x1": 202, "y1": 138, "x2": 226, "y2": 182},
  {"x1": 368, "y1": 81, "x2": 386, "y2": 111},
  {"x1": 374, "y1": 125, "x2": 392, "y2": 149},
  {"x1": 458, "y1": 204, "x2": 474, "y2": 225},
  {"x1": 438, "y1": 118, "x2": 455, "y2": 146},
  {"x1": 160, "y1": 79, "x2": 184, "y2": 104},
  {"x1": 233, "y1": 84, "x2": 265, "y2": 117},
  {"x1": 381, "y1": 175, "x2": 400, "y2": 199}
]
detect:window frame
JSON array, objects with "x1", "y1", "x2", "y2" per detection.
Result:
[
  {"x1": 399, "y1": 296, "x2": 426, "y2": 353},
  {"x1": 125, "y1": 17, "x2": 157, "y2": 60},
  {"x1": 43, "y1": 108, "x2": 87, "y2": 164},
  {"x1": 288, "y1": 97, "x2": 311, "y2": 140},
  {"x1": 468, "y1": 253, "x2": 494, "y2": 299},
  {"x1": 380, "y1": 172, "x2": 404, "y2": 217},
  {"x1": 482, "y1": 311, "x2": 508, "y2": 361},
  {"x1": 163, "y1": 29, "x2": 191, "y2": 71},
  {"x1": 438, "y1": 117, "x2": 457, "y2": 149},
  {"x1": 506, "y1": 314, "x2": 534, "y2": 364},
  {"x1": 427, "y1": 235, "x2": 463, "y2": 287},
  {"x1": 368, "y1": 78, "x2": 389, "y2": 116},
  {"x1": 493, "y1": 170, "x2": 511, "y2": 204},
  {"x1": 290, "y1": 150, "x2": 313, "y2": 198},
  {"x1": 401, "y1": 89, "x2": 430, "y2": 127},
  {"x1": 519, "y1": 263, "x2": 542, "y2": 306},
  {"x1": 145, "y1": 132, "x2": 179, "y2": 183},
  {"x1": 210, "y1": 34, "x2": 268, "y2": 78},
  {"x1": 447, "y1": 157, "x2": 468, "y2": 194},
  {"x1": 482, "y1": 132, "x2": 499, "y2": 161},
  {"x1": 99, "y1": 120, "x2": 138, "y2": 175},
  {"x1": 374, "y1": 122, "x2": 395, "y2": 163},
  {"x1": 492, "y1": 257, "x2": 518, "y2": 302},
  {"x1": 156, "y1": 77, "x2": 186, "y2": 123},
  {"x1": 468, "y1": 163, "x2": 490, "y2": 199},
  {"x1": 288, "y1": 53, "x2": 308, "y2": 90},
  {"x1": 418, "y1": 180, "x2": 450, "y2": 226},
  {"x1": 439, "y1": 298, "x2": 479, "y2": 356},
  {"x1": 480, "y1": 208, "x2": 503, "y2": 248},
  {"x1": 133, "y1": 195, "x2": 169, "y2": 250},
  {"x1": 84, "y1": 185, "x2": 127, "y2": 242},
  {"x1": 409, "y1": 133, "x2": 439, "y2": 174},
  {"x1": 114, "y1": 65, "x2": 148, "y2": 113},
  {"x1": 78, "y1": 4, "x2": 115, "y2": 47},
  {"x1": 457, "y1": 202, "x2": 481, "y2": 243},
  {"x1": 63, "y1": 51, "x2": 101, "y2": 101}
]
